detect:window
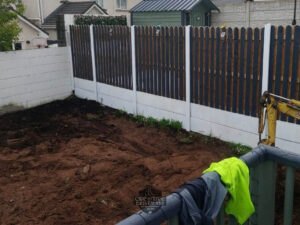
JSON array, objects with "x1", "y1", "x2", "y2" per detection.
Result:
[
  {"x1": 205, "y1": 12, "x2": 211, "y2": 26},
  {"x1": 116, "y1": 0, "x2": 127, "y2": 9},
  {"x1": 185, "y1": 13, "x2": 190, "y2": 25},
  {"x1": 14, "y1": 42, "x2": 22, "y2": 50},
  {"x1": 96, "y1": 0, "x2": 104, "y2": 7}
]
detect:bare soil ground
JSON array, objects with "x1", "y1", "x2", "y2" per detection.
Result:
[{"x1": 0, "y1": 97, "x2": 298, "y2": 225}]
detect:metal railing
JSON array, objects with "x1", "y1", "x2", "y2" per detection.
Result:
[{"x1": 117, "y1": 144, "x2": 300, "y2": 225}]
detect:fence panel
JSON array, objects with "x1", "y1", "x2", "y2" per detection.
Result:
[
  {"x1": 191, "y1": 26, "x2": 264, "y2": 117},
  {"x1": 93, "y1": 25, "x2": 132, "y2": 89},
  {"x1": 70, "y1": 25, "x2": 93, "y2": 81},
  {"x1": 268, "y1": 25, "x2": 300, "y2": 124},
  {"x1": 135, "y1": 26, "x2": 186, "y2": 100}
]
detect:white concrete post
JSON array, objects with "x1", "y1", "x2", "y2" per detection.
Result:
[
  {"x1": 262, "y1": 23, "x2": 272, "y2": 138},
  {"x1": 64, "y1": 14, "x2": 75, "y2": 91},
  {"x1": 90, "y1": 25, "x2": 98, "y2": 101},
  {"x1": 131, "y1": 25, "x2": 137, "y2": 115},
  {"x1": 185, "y1": 25, "x2": 191, "y2": 131},
  {"x1": 246, "y1": 1, "x2": 251, "y2": 27}
]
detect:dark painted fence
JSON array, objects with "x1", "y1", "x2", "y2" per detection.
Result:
[
  {"x1": 268, "y1": 25, "x2": 300, "y2": 123},
  {"x1": 70, "y1": 25, "x2": 299, "y2": 124},
  {"x1": 70, "y1": 25, "x2": 93, "y2": 80},
  {"x1": 190, "y1": 27, "x2": 264, "y2": 117},
  {"x1": 135, "y1": 26, "x2": 186, "y2": 100},
  {"x1": 94, "y1": 25, "x2": 132, "y2": 89}
]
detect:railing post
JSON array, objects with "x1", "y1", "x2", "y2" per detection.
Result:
[
  {"x1": 131, "y1": 25, "x2": 137, "y2": 115},
  {"x1": 249, "y1": 161, "x2": 277, "y2": 225},
  {"x1": 90, "y1": 25, "x2": 98, "y2": 101},
  {"x1": 185, "y1": 25, "x2": 191, "y2": 131},
  {"x1": 261, "y1": 23, "x2": 272, "y2": 139},
  {"x1": 283, "y1": 166, "x2": 295, "y2": 225}
]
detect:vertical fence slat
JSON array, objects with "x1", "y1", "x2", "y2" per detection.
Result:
[
  {"x1": 179, "y1": 27, "x2": 184, "y2": 100},
  {"x1": 200, "y1": 27, "x2": 204, "y2": 105},
  {"x1": 245, "y1": 28, "x2": 252, "y2": 115},
  {"x1": 251, "y1": 28, "x2": 259, "y2": 117},
  {"x1": 158, "y1": 27, "x2": 162, "y2": 96},
  {"x1": 153, "y1": 27, "x2": 158, "y2": 95},
  {"x1": 161, "y1": 27, "x2": 166, "y2": 97},
  {"x1": 215, "y1": 27, "x2": 220, "y2": 108},
  {"x1": 175, "y1": 27, "x2": 179, "y2": 99},
  {"x1": 145, "y1": 26, "x2": 150, "y2": 93},
  {"x1": 194, "y1": 27, "x2": 199, "y2": 104},
  {"x1": 220, "y1": 28, "x2": 226, "y2": 110},
  {"x1": 227, "y1": 28, "x2": 233, "y2": 111},
  {"x1": 166, "y1": 27, "x2": 170, "y2": 98},
  {"x1": 170, "y1": 27, "x2": 175, "y2": 99},
  {"x1": 191, "y1": 28, "x2": 195, "y2": 103},
  {"x1": 149, "y1": 27, "x2": 154, "y2": 94},
  {"x1": 204, "y1": 27, "x2": 209, "y2": 106},
  {"x1": 137, "y1": 27, "x2": 142, "y2": 91},
  {"x1": 239, "y1": 28, "x2": 246, "y2": 114},
  {"x1": 258, "y1": 28, "x2": 264, "y2": 116},
  {"x1": 233, "y1": 27, "x2": 239, "y2": 113},
  {"x1": 210, "y1": 27, "x2": 215, "y2": 107}
]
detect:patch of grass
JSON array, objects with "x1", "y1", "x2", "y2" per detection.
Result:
[
  {"x1": 179, "y1": 136, "x2": 194, "y2": 144},
  {"x1": 115, "y1": 109, "x2": 253, "y2": 156},
  {"x1": 114, "y1": 110, "x2": 183, "y2": 131},
  {"x1": 115, "y1": 109, "x2": 127, "y2": 117},
  {"x1": 229, "y1": 143, "x2": 252, "y2": 156}
]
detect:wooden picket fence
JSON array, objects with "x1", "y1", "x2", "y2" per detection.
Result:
[
  {"x1": 268, "y1": 26, "x2": 300, "y2": 123},
  {"x1": 70, "y1": 25, "x2": 93, "y2": 81},
  {"x1": 191, "y1": 27, "x2": 264, "y2": 117},
  {"x1": 70, "y1": 25, "x2": 300, "y2": 123},
  {"x1": 94, "y1": 26, "x2": 132, "y2": 89},
  {"x1": 135, "y1": 26, "x2": 186, "y2": 101}
]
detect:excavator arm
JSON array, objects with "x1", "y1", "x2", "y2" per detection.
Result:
[{"x1": 258, "y1": 92, "x2": 300, "y2": 146}]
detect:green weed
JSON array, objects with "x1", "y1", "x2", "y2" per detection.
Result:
[
  {"x1": 229, "y1": 143, "x2": 252, "y2": 156},
  {"x1": 114, "y1": 109, "x2": 183, "y2": 131}
]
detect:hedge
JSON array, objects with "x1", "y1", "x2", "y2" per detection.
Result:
[{"x1": 75, "y1": 15, "x2": 127, "y2": 26}]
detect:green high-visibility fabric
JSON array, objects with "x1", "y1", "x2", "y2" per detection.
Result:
[{"x1": 203, "y1": 157, "x2": 255, "y2": 224}]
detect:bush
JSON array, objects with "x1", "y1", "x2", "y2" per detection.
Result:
[{"x1": 75, "y1": 15, "x2": 127, "y2": 26}]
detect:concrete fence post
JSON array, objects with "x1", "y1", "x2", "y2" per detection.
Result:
[
  {"x1": 90, "y1": 25, "x2": 98, "y2": 101},
  {"x1": 261, "y1": 23, "x2": 272, "y2": 139},
  {"x1": 131, "y1": 25, "x2": 137, "y2": 115},
  {"x1": 185, "y1": 25, "x2": 191, "y2": 131},
  {"x1": 64, "y1": 14, "x2": 75, "y2": 91}
]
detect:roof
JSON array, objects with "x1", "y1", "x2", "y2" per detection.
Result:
[
  {"x1": 130, "y1": 0, "x2": 220, "y2": 12},
  {"x1": 43, "y1": 1, "x2": 107, "y2": 27},
  {"x1": 12, "y1": 10, "x2": 49, "y2": 38}
]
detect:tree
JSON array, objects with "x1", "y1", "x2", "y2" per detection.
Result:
[{"x1": 0, "y1": 0, "x2": 24, "y2": 51}]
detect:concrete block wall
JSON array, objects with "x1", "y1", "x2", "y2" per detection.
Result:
[
  {"x1": 212, "y1": 0, "x2": 300, "y2": 27},
  {"x1": 0, "y1": 47, "x2": 73, "y2": 113}
]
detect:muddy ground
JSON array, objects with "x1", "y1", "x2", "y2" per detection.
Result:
[{"x1": 0, "y1": 97, "x2": 298, "y2": 225}]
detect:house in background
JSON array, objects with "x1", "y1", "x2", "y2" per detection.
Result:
[
  {"x1": 98, "y1": 0, "x2": 142, "y2": 25},
  {"x1": 130, "y1": 0, "x2": 220, "y2": 26},
  {"x1": 42, "y1": 1, "x2": 107, "y2": 40},
  {"x1": 21, "y1": 0, "x2": 107, "y2": 41},
  {"x1": 211, "y1": 0, "x2": 299, "y2": 27},
  {"x1": 14, "y1": 13, "x2": 49, "y2": 50},
  {"x1": 21, "y1": 0, "x2": 142, "y2": 41}
]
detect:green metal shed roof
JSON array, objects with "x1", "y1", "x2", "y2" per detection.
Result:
[{"x1": 130, "y1": 0, "x2": 220, "y2": 12}]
